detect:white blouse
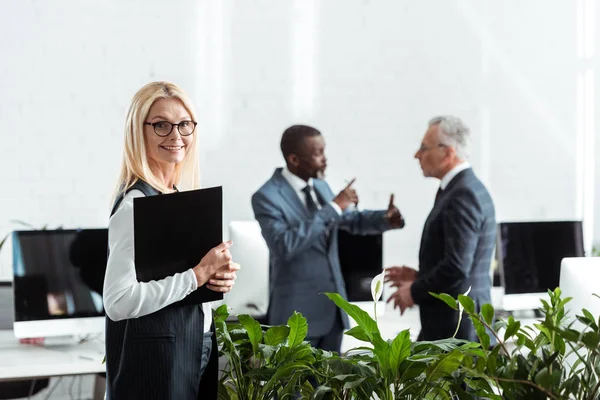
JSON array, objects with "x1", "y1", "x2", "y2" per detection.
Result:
[{"x1": 103, "y1": 189, "x2": 212, "y2": 332}]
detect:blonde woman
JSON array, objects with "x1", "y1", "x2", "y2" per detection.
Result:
[{"x1": 103, "y1": 82, "x2": 239, "y2": 399}]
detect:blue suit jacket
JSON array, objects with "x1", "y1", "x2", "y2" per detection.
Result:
[
  {"x1": 252, "y1": 168, "x2": 392, "y2": 338},
  {"x1": 411, "y1": 168, "x2": 497, "y2": 342}
]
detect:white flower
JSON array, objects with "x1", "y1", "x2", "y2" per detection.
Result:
[
  {"x1": 371, "y1": 270, "x2": 385, "y2": 303},
  {"x1": 454, "y1": 286, "x2": 472, "y2": 338}
]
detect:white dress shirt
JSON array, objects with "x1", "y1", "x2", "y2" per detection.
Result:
[
  {"x1": 281, "y1": 167, "x2": 342, "y2": 215},
  {"x1": 440, "y1": 161, "x2": 471, "y2": 190},
  {"x1": 103, "y1": 189, "x2": 212, "y2": 332}
]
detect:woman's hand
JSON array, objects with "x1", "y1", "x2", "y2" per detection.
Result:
[
  {"x1": 207, "y1": 262, "x2": 240, "y2": 293},
  {"x1": 193, "y1": 240, "x2": 234, "y2": 287}
]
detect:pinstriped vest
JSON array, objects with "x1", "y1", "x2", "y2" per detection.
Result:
[{"x1": 104, "y1": 180, "x2": 218, "y2": 400}]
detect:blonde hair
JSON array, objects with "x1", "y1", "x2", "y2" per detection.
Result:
[{"x1": 112, "y1": 82, "x2": 200, "y2": 204}]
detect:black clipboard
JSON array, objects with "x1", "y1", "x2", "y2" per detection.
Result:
[{"x1": 133, "y1": 186, "x2": 223, "y2": 306}]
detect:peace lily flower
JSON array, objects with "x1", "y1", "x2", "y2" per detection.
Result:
[
  {"x1": 453, "y1": 286, "x2": 472, "y2": 338},
  {"x1": 371, "y1": 270, "x2": 385, "y2": 323}
]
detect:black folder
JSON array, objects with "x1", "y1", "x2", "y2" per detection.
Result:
[{"x1": 133, "y1": 186, "x2": 223, "y2": 306}]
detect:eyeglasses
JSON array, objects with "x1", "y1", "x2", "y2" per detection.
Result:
[
  {"x1": 417, "y1": 143, "x2": 447, "y2": 153},
  {"x1": 144, "y1": 120, "x2": 197, "y2": 137}
]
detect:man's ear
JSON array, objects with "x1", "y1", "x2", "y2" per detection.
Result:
[
  {"x1": 287, "y1": 154, "x2": 300, "y2": 168},
  {"x1": 444, "y1": 145, "x2": 457, "y2": 161}
]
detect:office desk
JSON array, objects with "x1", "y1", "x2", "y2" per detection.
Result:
[{"x1": 0, "y1": 330, "x2": 105, "y2": 382}]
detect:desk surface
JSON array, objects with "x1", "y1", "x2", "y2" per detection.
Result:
[{"x1": 0, "y1": 330, "x2": 105, "y2": 381}]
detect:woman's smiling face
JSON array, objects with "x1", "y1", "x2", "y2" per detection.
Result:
[{"x1": 144, "y1": 98, "x2": 194, "y2": 168}]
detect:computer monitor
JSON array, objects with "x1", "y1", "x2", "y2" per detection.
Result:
[
  {"x1": 559, "y1": 257, "x2": 600, "y2": 327},
  {"x1": 226, "y1": 221, "x2": 269, "y2": 318},
  {"x1": 12, "y1": 229, "x2": 107, "y2": 339},
  {"x1": 559, "y1": 257, "x2": 600, "y2": 368},
  {"x1": 496, "y1": 221, "x2": 584, "y2": 311}
]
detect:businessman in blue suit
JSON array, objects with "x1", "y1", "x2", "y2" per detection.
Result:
[
  {"x1": 252, "y1": 124, "x2": 405, "y2": 353},
  {"x1": 386, "y1": 116, "x2": 496, "y2": 342}
]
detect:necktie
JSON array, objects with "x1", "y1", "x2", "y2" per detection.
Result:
[
  {"x1": 302, "y1": 185, "x2": 319, "y2": 214},
  {"x1": 434, "y1": 187, "x2": 443, "y2": 205}
]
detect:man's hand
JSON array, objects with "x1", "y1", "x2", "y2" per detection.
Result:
[
  {"x1": 384, "y1": 265, "x2": 417, "y2": 287},
  {"x1": 387, "y1": 281, "x2": 415, "y2": 315},
  {"x1": 385, "y1": 194, "x2": 405, "y2": 228},
  {"x1": 333, "y1": 178, "x2": 359, "y2": 211}
]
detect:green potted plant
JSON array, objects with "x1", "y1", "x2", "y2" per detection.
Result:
[{"x1": 216, "y1": 282, "x2": 600, "y2": 399}]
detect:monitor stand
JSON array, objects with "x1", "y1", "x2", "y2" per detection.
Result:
[
  {"x1": 41, "y1": 335, "x2": 80, "y2": 347},
  {"x1": 509, "y1": 309, "x2": 541, "y2": 319}
]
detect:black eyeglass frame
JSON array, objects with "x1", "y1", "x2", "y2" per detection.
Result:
[{"x1": 144, "y1": 121, "x2": 198, "y2": 137}]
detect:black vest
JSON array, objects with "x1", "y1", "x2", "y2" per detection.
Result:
[{"x1": 104, "y1": 180, "x2": 218, "y2": 399}]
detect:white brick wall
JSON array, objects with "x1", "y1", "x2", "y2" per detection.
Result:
[{"x1": 0, "y1": 0, "x2": 595, "y2": 279}]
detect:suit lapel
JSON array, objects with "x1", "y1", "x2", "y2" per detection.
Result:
[
  {"x1": 273, "y1": 169, "x2": 309, "y2": 217},
  {"x1": 312, "y1": 180, "x2": 330, "y2": 207}
]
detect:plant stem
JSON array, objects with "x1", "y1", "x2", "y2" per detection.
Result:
[
  {"x1": 494, "y1": 377, "x2": 560, "y2": 400},
  {"x1": 588, "y1": 377, "x2": 600, "y2": 400},
  {"x1": 472, "y1": 314, "x2": 512, "y2": 360},
  {"x1": 374, "y1": 301, "x2": 378, "y2": 325}
]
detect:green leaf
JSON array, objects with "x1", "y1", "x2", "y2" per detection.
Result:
[
  {"x1": 264, "y1": 325, "x2": 290, "y2": 346},
  {"x1": 429, "y1": 292, "x2": 459, "y2": 310},
  {"x1": 389, "y1": 330, "x2": 411, "y2": 374},
  {"x1": 287, "y1": 311, "x2": 308, "y2": 348},
  {"x1": 534, "y1": 367, "x2": 554, "y2": 389},
  {"x1": 258, "y1": 343, "x2": 277, "y2": 361},
  {"x1": 344, "y1": 325, "x2": 370, "y2": 342},
  {"x1": 324, "y1": 293, "x2": 385, "y2": 347},
  {"x1": 471, "y1": 316, "x2": 488, "y2": 348},
  {"x1": 217, "y1": 381, "x2": 233, "y2": 400},
  {"x1": 237, "y1": 314, "x2": 263, "y2": 354},
  {"x1": 560, "y1": 328, "x2": 581, "y2": 342},
  {"x1": 582, "y1": 331, "x2": 599, "y2": 349},
  {"x1": 534, "y1": 323, "x2": 553, "y2": 342},
  {"x1": 426, "y1": 349, "x2": 464, "y2": 381},
  {"x1": 504, "y1": 319, "x2": 521, "y2": 341},
  {"x1": 516, "y1": 333, "x2": 526, "y2": 347},
  {"x1": 343, "y1": 377, "x2": 366, "y2": 390},
  {"x1": 481, "y1": 303, "x2": 494, "y2": 325},
  {"x1": 244, "y1": 367, "x2": 276, "y2": 381},
  {"x1": 313, "y1": 385, "x2": 333, "y2": 399},
  {"x1": 288, "y1": 345, "x2": 315, "y2": 362},
  {"x1": 262, "y1": 362, "x2": 313, "y2": 393},
  {"x1": 213, "y1": 304, "x2": 229, "y2": 322},
  {"x1": 582, "y1": 309, "x2": 599, "y2": 329},
  {"x1": 413, "y1": 338, "x2": 469, "y2": 353},
  {"x1": 487, "y1": 345, "x2": 500, "y2": 372},
  {"x1": 458, "y1": 294, "x2": 475, "y2": 314}
]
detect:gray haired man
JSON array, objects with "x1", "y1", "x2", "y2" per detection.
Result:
[{"x1": 385, "y1": 116, "x2": 497, "y2": 342}]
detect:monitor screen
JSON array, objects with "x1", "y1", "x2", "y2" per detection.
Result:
[
  {"x1": 337, "y1": 230, "x2": 383, "y2": 302},
  {"x1": 12, "y1": 229, "x2": 107, "y2": 338},
  {"x1": 497, "y1": 221, "x2": 584, "y2": 296}
]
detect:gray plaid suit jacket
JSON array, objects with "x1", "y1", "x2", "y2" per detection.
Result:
[{"x1": 411, "y1": 168, "x2": 496, "y2": 342}]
